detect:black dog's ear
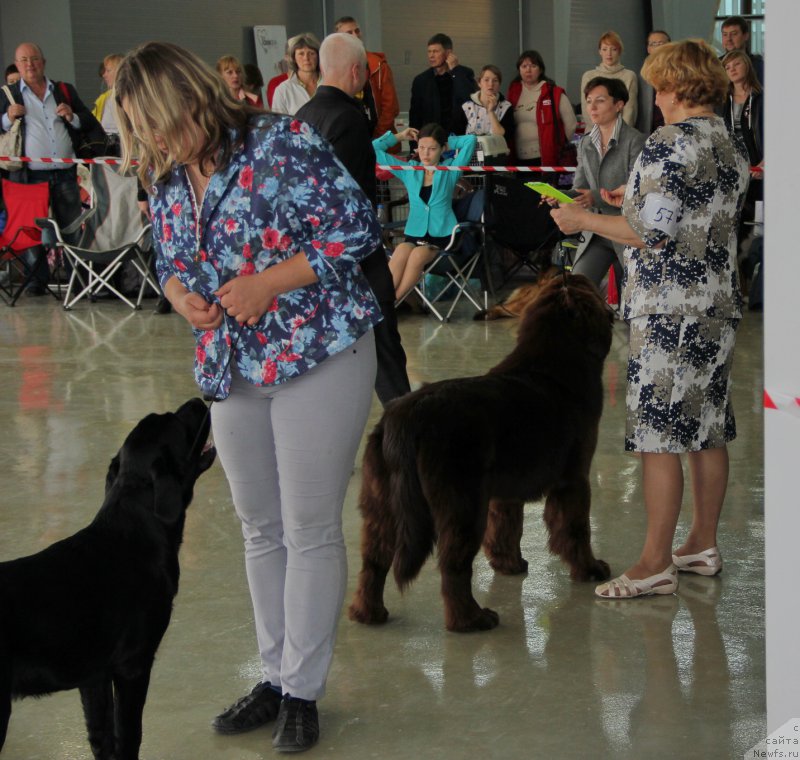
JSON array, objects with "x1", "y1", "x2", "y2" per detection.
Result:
[
  {"x1": 150, "y1": 456, "x2": 185, "y2": 524},
  {"x1": 105, "y1": 454, "x2": 121, "y2": 494}
]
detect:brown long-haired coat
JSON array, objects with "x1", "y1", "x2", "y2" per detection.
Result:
[{"x1": 349, "y1": 274, "x2": 614, "y2": 632}]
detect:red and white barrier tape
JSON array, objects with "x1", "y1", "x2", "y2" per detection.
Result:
[
  {"x1": 764, "y1": 390, "x2": 800, "y2": 419},
  {"x1": 0, "y1": 156, "x2": 764, "y2": 175},
  {"x1": 378, "y1": 164, "x2": 574, "y2": 172},
  {"x1": 0, "y1": 156, "x2": 134, "y2": 165}
]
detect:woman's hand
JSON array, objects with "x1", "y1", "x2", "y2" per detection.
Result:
[
  {"x1": 484, "y1": 92, "x2": 498, "y2": 112},
  {"x1": 600, "y1": 184, "x2": 627, "y2": 208},
  {"x1": 396, "y1": 126, "x2": 419, "y2": 143},
  {"x1": 175, "y1": 291, "x2": 224, "y2": 330},
  {"x1": 216, "y1": 272, "x2": 275, "y2": 327},
  {"x1": 551, "y1": 204, "x2": 591, "y2": 236},
  {"x1": 572, "y1": 188, "x2": 594, "y2": 209}
]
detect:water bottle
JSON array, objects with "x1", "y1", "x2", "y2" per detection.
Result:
[{"x1": 376, "y1": 203, "x2": 387, "y2": 224}]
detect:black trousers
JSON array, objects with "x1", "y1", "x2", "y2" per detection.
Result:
[{"x1": 373, "y1": 299, "x2": 411, "y2": 406}]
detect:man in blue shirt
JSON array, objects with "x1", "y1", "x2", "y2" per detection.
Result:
[{"x1": 0, "y1": 42, "x2": 89, "y2": 294}]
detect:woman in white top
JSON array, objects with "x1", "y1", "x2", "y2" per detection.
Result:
[
  {"x1": 506, "y1": 50, "x2": 576, "y2": 165},
  {"x1": 580, "y1": 31, "x2": 639, "y2": 126},
  {"x1": 458, "y1": 65, "x2": 514, "y2": 138},
  {"x1": 271, "y1": 33, "x2": 320, "y2": 116}
]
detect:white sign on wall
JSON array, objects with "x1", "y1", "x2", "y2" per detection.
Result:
[{"x1": 254, "y1": 25, "x2": 287, "y2": 100}]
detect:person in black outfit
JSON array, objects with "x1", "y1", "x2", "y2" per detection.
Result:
[
  {"x1": 296, "y1": 32, "x2": 410, "y2": 406},
  {"x1": 409, "y1": 33, "x2": 475, "y2": 135}
]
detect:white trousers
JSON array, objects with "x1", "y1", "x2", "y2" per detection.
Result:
[{"x1": 211, "y1": 332, "x2": 376, "y2": 700}]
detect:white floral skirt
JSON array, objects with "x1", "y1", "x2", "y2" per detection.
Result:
[{"x1": 625, "y1": 314, "x2": 739, "y2": 453}]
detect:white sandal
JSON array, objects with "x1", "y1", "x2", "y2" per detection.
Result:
[
  {"x1": 672, "y1": 547, "x2": 723, "y2": 576},
  {"x1": 595, "y1": 565, "x2": 678, "y2": 599}
]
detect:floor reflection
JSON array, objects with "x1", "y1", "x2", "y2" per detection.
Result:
[{"x1": 0, "y1": 299, "x2": 765, "y2": 759}]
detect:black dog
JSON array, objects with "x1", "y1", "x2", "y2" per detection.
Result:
[
  {"x1": 349, "y1": 274, "x2": 613, "y2": 632},
  {"x1": 0, "y1": 398, "x2": 216, "y2": 760}
]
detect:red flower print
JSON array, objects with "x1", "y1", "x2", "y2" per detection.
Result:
[
  {"x1": 241, "y1": 261, "x2": 256, "y2": 276},
  {"x1": 200, "y1": 331, "x2": 214, "y2": 346},
  {"x1": 175, "y1": 259, "x2": 187, "y2": 272},
  {"x1": 324, "y1": 241, "x2": 345, "y2": 257},
  {"x1": 224, "y1": 219, "x2": 239, "y2": 234},
  {"x1": 262, "y1": 228, "x2": 280, "y2": 248},
  {"x1": 262, "y1": 360, "x2": 277, "y2": 383},
  {"x1": 279, "y1": 235, "x2": 292, "y2": 251},
  {"x1": 256, "y1": 332, "x2": 268, "y2": 345},
  {"x1": 307, "y1": 214, "x2": 321, "y2": 227},
  {"x1": 289, "y1": 120, "x2": 302, "y2": 133},
  {"x1": 239, "y1": 164, "x2": 254, "y2": 190},
  {"x1": 269, "y1": 297, "x2": 279, "y2": 312},
  {"x1": 199, "y1": 249, "x2": 207, "y2": 261},
  {"x1": 196, "y1": 346, "x2": 207, "y2": 364},
  {"x1": 311, "y1": 240, "x2": 322, "y2": 249},
  {"x1": 243, "y1": 243, "x2": 252, "y2": 259},
  {"x1": 163, "y1": 224, "x2": 172, "y2": 242},
  {"x1": 171, "y1": 202, "x2": 182, "y2": 216},
  {"x1": 279, "y1": 350, "x2": 301, "y2": 362}
]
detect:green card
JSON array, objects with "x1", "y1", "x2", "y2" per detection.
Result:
[{"x1": 525, "y1": 182, "x2": 575, "y2": 204}]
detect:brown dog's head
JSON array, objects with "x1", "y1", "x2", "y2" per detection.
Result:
[
  {"x1": 515, "y1": 272, "x2": 614, "y2": 363},
  {"x1": 105, "y1": 398, "x2": 217, "y2": 524}
]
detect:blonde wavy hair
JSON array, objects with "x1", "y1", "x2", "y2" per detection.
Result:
[
  {"x1": 640, "y1": 38, "x2": 728, "y2": 108},
  {"x1": 115, "y1": 42, "x2": 257, "y2": 187}
]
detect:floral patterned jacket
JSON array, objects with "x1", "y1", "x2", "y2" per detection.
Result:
[
  {"x1": 621, "y1": 116, "x2": 749, "y2": 320},
  {"x1": 151, "y1": 114, "x2": 382, "y2": 399}
]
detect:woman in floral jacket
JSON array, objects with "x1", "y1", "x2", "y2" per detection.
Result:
[{"x1": 116, "y1": 42, "x2": 382, "y2": 753}]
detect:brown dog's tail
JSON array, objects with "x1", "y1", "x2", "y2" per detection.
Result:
[{"x1": 383, "y1": 421, "x2": 436, "y2": 590}]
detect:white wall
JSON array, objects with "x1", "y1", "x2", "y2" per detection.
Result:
[
  {"x1": 764, "y1": 0, "x2": 800, "y2": 733},
  {"x1": 1, "y1": 0, "x2": 75, "y2": 83}
]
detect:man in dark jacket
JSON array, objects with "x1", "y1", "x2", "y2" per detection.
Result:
[
  {"x1": 296, "y1": 33, "x2": 410, "y2": 406},
  {"x1": 0, "y1": 42, "x2": 94, "y2": 293},
  {"x1": 409, "y1": 33, "x2": 475, "y2": 136}
]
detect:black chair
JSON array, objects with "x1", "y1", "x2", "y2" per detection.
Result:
[
  {"x1": 394, "y1": 188, "x2": 489, "y2": 322},
  {"x1": 484, "y1": 173, "x2": 560, "y2": 286}
]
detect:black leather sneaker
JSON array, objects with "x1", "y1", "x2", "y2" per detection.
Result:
[
  {"x1": 211, "y1": 681, "x2": 282, "y2": 734},
  {"x1": 272, "y1": 695, "x2": 319, "y2": 753}
]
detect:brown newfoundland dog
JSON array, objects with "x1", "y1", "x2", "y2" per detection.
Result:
[{"x1": 348, "y1": 274, "x2": 614, "y2": 633}]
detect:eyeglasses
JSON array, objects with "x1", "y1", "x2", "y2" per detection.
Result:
[
  {"x1": 648, "y1": 41, "x2": 668, "y2": 48},
  {"x1": 15, "y1": 56, "x2": 42, "y2": 64}
]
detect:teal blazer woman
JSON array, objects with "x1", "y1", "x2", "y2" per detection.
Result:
[{"x1": 372, "y1": 131, "x2": 476, "y2": 239}]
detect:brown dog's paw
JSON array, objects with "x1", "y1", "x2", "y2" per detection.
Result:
[
  {"x1": 447, "y1": 606, "x2": 500, "y2": 633},
  {"x1": 489, "y1": 555, "x2": 529, "y2": 575},
  {"x1": 348, "y1": 601, "x2": 389, "y2": 625},
  {"x1": 571, "y1": 558, "x2": 611, "y2": 582}
]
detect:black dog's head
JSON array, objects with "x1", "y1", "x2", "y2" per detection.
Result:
[{"x1": 105, "y1": 398, "x2": 217, "y2": 524}]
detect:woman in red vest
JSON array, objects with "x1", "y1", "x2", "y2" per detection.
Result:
[{"x1": 506, "y1": 50, "x2": 576, "y2": 166}]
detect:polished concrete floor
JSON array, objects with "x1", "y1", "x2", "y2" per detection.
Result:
[{"x1": 0, "y1": 294, "x2": 765, "y2": 759}]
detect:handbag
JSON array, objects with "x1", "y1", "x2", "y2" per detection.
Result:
[
  {"x1": 0, "y1": 85, "x2": 23, "y2": 171},
  {"x1": 56, "y1": 82, "x2": 111, "y2": 159}
]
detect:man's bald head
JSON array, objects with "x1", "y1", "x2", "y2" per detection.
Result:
[{"x1": 319, "y1": 32, "x2": 367, "y2": 95}]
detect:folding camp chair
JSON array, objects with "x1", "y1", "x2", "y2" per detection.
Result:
[
  {"x1": 484, "y1": 173, "x2": 560, "y2": 286},
  {"x1": 38, "y1": 161, "x2": 158, "y2": 310},
  {"x1": 396, "y1": 188, "x2": 488, "y2": 322},
  {"x1": 0, "y1": 180, "x2": 53, "y2": 306}
]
